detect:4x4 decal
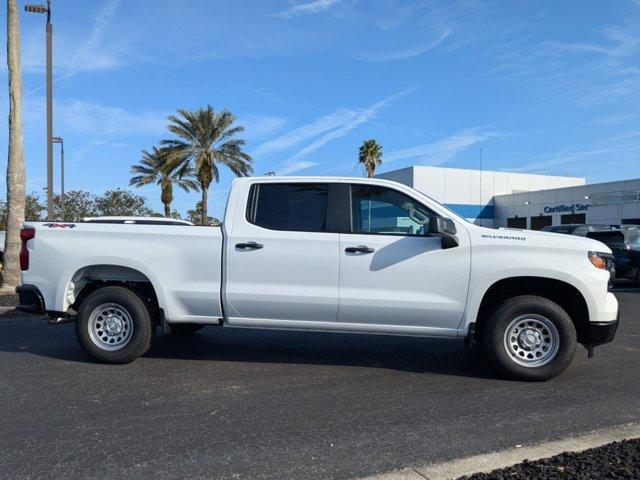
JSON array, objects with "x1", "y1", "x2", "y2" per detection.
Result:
[{"x1": 43, "y1": 223, "x2": 76, "y2": 228}]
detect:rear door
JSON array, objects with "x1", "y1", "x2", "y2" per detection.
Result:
[
  {"x1": 337, "y1": 182, "x2": 470, "y2": 332},
  {"x1": 225, "y1": 181, "x2": 340, "y2": 325}
]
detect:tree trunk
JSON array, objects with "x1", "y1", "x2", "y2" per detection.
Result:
[
  {"x1": 3, "y1": 0, "x2": 26, "y2": 289},
  {"x1": 160, "y1": 179, "x2": 173, "y2": 217},
  {"x1": 201, "y1": 187, "x2": 208, "y2": 226}
]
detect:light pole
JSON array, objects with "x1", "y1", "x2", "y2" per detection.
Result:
[
  {"x1": 52, "y1": 136, "x2": 64, "y2": 220},
  {"x1": 25, "y1": 1, "x2": 54, "y2": 221}
]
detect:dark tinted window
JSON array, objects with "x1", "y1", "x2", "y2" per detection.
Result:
[
  {"x1": 531, "y1": 215, "x2": 552, "y2": 231},
  {"x1": 561, "y1": 213, "x2": 586, "y2": 225},
  {"x1": 507, "y1": 217, "x2": 527, "y2": 229},
  {"x1": 250, "y1": 183, "x2": 328, "y2": 232},
  {"x1": 350, "y1": 185, "x2": 435, "y2": 236}
]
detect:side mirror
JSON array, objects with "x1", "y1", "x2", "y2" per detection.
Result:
[{"x1": 428, "y1": 216, "x2": 459, "y2": 249}]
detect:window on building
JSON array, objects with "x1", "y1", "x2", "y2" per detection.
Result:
[
  {"x1": 561, "y1": 213, "x2": 586, "y2": 225},
  {"x1": 622, "y1": 218, "x2": 640, "y2": 226},
  {"x1": 507, "y1": 217, "x2": 527, "y2": 229},
  {"x1": 530, "y1": 215, "x2": 552, "y2": 231},
  {"x1": 350, "y1": 184, "x2": 435, "y2": 236},
  {"x1": 249, "y1": 183, "x2": 329, "y2": 232}
]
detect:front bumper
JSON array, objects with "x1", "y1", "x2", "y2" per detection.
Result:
[
  {"x1": 584, "y1": 314, "x2": 619, "y2": 348},
  {"x1": 16, "y1": 284, "x2": 46, "y2": 315}
]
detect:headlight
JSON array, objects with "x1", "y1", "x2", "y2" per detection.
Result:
[{"x1": 588, "y1": 251, "x2": 610, "y2": 270}]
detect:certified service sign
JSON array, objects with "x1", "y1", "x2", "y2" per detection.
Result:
[{"x1": 543, "y1": 203, "x2": 589, "y2": 214}]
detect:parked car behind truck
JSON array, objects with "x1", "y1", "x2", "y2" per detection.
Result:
[
  {"x1": 541, "y1": 224, "x2": 620, "y2": 236},
  {"x1": 588, "y1": 229, "x2": 640, "y2": 285},
  {"x1": 16, "y1": 177, "x2": 619, "y2": 381}
]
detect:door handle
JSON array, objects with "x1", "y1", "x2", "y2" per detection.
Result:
[
  {"x1": 345, "y1": 245, "x2": 375, "y2": 254},
  {"x1": 235, "y1": 241, "x2": 263, "y2": 250}
]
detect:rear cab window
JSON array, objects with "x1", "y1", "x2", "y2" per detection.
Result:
[{"x1": 246, "y1": 183, "x2": 332, "y2": 232}]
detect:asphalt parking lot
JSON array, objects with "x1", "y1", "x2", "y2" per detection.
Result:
[{"x1": 0, "y1": 290, "x2": 638, "y2": 480}]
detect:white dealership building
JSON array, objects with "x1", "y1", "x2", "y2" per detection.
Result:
[{"x1": 377, "y1": 166, "x2": 640, "y2": 229}]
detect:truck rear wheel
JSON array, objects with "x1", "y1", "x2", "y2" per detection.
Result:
[
  {"x1": 75, "y1": 286, "x2": 154, "y2": 364},
  {"x1": 483, "y1": 295, "x2": 577, "y2": 381}
]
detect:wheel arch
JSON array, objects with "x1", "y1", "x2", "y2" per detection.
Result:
[
  {"x1": 62, "y1": 264, "x2": 162, "y2": 320},
  {"x1": 472, "y1": 276, "x2": 591, "y2": 345}
]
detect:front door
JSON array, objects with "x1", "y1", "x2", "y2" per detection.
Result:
[
  {"x1": 225, "y1": 181, "x2": 340, "y2": 325},
  {"x1": 338, "y1": 183, "x2": 470, "y2": 332}
]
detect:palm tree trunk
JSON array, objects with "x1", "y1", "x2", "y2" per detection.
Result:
[
  {"x1": 3, "y1": 0, "x2": 26, "y2": 289},
  {"x1": 201, "y1": 187, "x2": 208, "y2": 226},
  {"x1": 164, "y1": 203, "x2": 171, "y2": 217}
]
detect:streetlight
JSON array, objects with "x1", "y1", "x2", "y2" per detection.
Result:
[
  {"x1": 25, "y1": 1, "x2": 54, "y2": 221},
  {"x1": 52, "y1": 136, "x2": 64, "y2": 221}
]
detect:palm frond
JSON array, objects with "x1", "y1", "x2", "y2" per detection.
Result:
[{"x1": 161, "y1": 105, "x2": 255, "y2": 221}]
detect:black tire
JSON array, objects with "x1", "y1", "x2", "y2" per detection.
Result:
[
  {"x1": 169, "y1": 323, "x2": 205, "y2": 335},
  {"x1": 75, "y1": 286, "x2": 155, "y2": 364},
  {"x1": 483, "y1": 295, "x2": 577, "y2": 381}
]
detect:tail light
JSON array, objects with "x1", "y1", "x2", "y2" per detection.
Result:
[{"x1": 20, "y1": 227, "x2": 35, "y2": 271}]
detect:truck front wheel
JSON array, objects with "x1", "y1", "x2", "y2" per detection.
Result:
[
  {"x1": 75, "y1": 286, "x2": 154, "y2": 364},
  {"x1": 483, "y1": 295, "x2": 577, "y2": 381}
]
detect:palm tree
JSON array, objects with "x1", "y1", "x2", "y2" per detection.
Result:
[
  {"x1": 161, "y1": 106, "x2": 253, "y2": 225},
  {"x1": 3, "y1": 0, "x2": 26, "y2": 289},
  {"x1": 129, "y1": 147, "x2": 199, "y2": 217},
  {"x1": 357, "y1": 139, "x2": 383, "y2": 178}
]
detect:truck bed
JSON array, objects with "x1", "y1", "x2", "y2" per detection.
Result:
[{"x1": 22, "y1": 222, "x2": 224, "y2": 323}]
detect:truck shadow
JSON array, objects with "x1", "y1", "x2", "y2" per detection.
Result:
[
  {"x1": 145, "y1": 327, "x2": 499, "y2": 379},
  {"x1": 0, "y1": 314, "x2": 498, "y2": 379}
]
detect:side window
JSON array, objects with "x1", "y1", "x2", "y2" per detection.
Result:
[
  {"x1": 248, "y1": 183, "x2": 329, "y2": 232},
  {"x1": 349, "y1": 184, "x2": 435, "y2": 236}
]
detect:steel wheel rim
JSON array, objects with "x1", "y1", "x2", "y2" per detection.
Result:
[
  {"x1": 503, "y1": 314, "x2": 560, "y2": 367},
  {"x1": 87, "y1": 303, "x2": 134, "y2": 351}
]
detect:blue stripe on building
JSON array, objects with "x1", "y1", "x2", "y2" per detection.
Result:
[{"x1": 445, "y1": 204, "x2": 494, "y2": 220}]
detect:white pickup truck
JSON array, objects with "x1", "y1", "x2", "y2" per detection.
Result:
[{"x1": 17, "y1": 176, "x2": 619, "y2": 380}]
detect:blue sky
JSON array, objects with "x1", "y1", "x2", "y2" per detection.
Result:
[{"x1": 1, "y1": 0, "x2": 639, "y2": 217}]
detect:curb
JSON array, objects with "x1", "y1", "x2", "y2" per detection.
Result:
[{"x1": 360, "y1": 422, "x2": 640, "y2": 480}]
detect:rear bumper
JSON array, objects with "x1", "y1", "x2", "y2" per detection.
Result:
[{"x1": 16, "y1": 284, "x2": 46, "y2": 315}]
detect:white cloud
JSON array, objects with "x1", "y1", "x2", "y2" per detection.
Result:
[
  {"x1": 278, "y1": 160, "x2": 318, "y2": 175},
  {"x1": 488, "y1": 24, "x2": 640, "y2": 108},
  {"x1": 359, "y1": 26, "x2": 453, "y2": 61},
  {"x1": 255, "y1": 89, "x2": 412, "y2": 160},
  {"x1": 504, "y1": 145, "x2": 640, "y2": 174},
  {"x1": 544, "y1": 26, "x2": 639, "y2": 60},
  {"x1": 241, "y1": 115, "x2": 287, "y2": 141},
  {"x1": 290, "y1": 90, "x2": 410, "y2": 160},
  {"x1": 20, "y1": 97, "x2": 169, "y2": 138},
  {"x1": 69, "y1": 0, "x2": 122, "y2": 71},
  {"x1": 253, "y1": 109, "x2": 359, "y2": 157},
  {"x1": 385, "y1": 128, "x2": 500, "y2": 165},
  {"x1": 57, "y1": 100, "x2": 168, "y2": 137},
  {"x1": 252, "y1": 90, "x2": 411, "y2": 175},
  {"x1": 21, "y1": 0, "x2": 122, "y2": 75},
  {"x1": 274, "y1": 0, "x2": 344, "y2": 19}
]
